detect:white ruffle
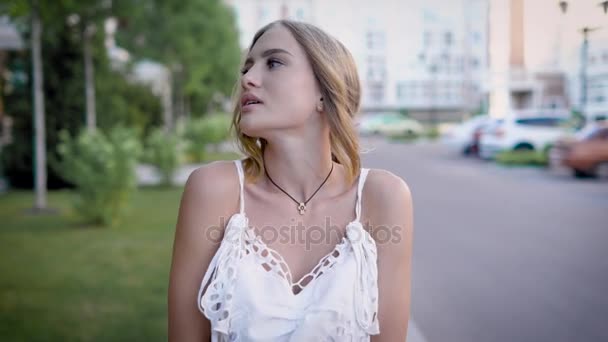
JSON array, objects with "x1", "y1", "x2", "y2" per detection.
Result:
[
  {"x1": 197, "y1": 213, "x2": 249, "y2": 334},
  {"x1": 244, "y1": 308, "x2": 367, "y2": 341},
  {"x1": 346, "y1": 221, "x2": 380, "y2": 335}
]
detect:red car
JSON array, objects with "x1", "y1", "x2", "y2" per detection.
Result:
[{"x1": 550, "y1": 123, "x2": 608, "y2": 178}]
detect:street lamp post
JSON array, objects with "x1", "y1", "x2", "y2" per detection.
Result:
[
  {"x1": 579, "y1": 27, "x2": 601, "y2": 113},
  {"x1": 558, "y1": 1, "x2": 606, "y2": 117},
  {"x1": 429, "y1": 63, "x2": 438, "y2": 129}
]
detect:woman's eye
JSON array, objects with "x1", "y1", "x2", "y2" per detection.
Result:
[
  {"x1": 241, "y1": 59, "x2": 281, "y2": 74},
  {"x1": 267, "y1": 59, "x2": 281, "y2": 69}
]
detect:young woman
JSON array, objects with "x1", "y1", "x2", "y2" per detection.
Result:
[{"x1": 168, "y1": 20, "x2": 413, "y2": 341}]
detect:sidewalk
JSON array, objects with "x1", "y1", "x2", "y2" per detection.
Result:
[{"x1": 407, "y1": 319, "x2": 429, "y2": 342}]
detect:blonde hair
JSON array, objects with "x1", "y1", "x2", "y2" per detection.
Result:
[{"x1": 229, "y1": 20, "x2": 362, "y2": 186}]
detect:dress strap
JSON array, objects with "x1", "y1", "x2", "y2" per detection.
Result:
[
  {"x1": 234, "y1": 159, "x2": 245, "y2": 214},
  {"x1": 354, "y1": 168, "x2": 370, "y2": 222},
  {"x1": 345, "y1": 167, "x2": 380, "y2": 335},
  {"x1": 196, "y1": 159, "x2": 249, "y2": 334}
]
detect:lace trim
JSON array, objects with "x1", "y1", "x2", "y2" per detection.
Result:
[
  {"x1": 244, "y1": 229, "x2": 350, "y2": 295},
  {"x1": 198, "y1": 214, "x2": 379, "y2": 336}
]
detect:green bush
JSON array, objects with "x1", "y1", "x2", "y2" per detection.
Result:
[
  {"x1": 52, "y1": 126, "x2": 142, "y2": 226},
  {"x1": 424, "y1": 126, "x2": 440, "y2": 140},
  {"x1": 143, "y1": 128, "x2": 182, "y2": 187},
  {"x1": 495, "y1": 149, "x2": 548, "y2": 167},
  {"x1": 387, "y1": 131, "x2": 420, "y2": 142},
  {"x1": 181, "y1": 114, "x2": 232, "y2": 163}
]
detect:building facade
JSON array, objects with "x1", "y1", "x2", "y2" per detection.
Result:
[
  {"x1": 583, "y1": 42, "x2": 608, "y2": 119},
  {"x1": 223, "y1": 0, "x2": 490, "y2": 122}
]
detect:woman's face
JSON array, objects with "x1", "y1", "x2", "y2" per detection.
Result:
[{"x1": 238, "y1": 25, "x2": 322, "y2": 137}]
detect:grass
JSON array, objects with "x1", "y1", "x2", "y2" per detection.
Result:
[
  {"x1": 495, "y1": 150, "x2": 549, "y2": 167},
  {"x1": 0, "y1": 187, "x2": 184, "y2": 341},
  {"x1": 386, "y1": 126, "x2": 441, "y2": 143},
  {"x1": 386, "y1": 132, "x2": 420, "y2": 142}
]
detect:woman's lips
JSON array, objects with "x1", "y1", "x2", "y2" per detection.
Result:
[{"x1": 242, "y1": 102, "x2": 262, "y2": 113}]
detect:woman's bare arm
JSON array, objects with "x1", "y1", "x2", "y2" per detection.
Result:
[
  {"x1": 365, "y1": 169, "x2": 414, "y2": 342},
  {"x1": 168, "y1": 161, "x2": 238, "y2": 342}
]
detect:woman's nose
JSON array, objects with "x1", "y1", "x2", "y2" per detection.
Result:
[{"x1": 241, "y1": 65, "x2": 261, "y2": 89}]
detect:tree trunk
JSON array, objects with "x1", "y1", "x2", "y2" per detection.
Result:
[
  {"x1": 0, "y1": 51, "x2": 5, "y2": 123},
  {"x1": 162, "y1": 69, "x2": 173, "y2": 133},
  {"x1": 173, "y1": 68, "x2": 186, "y2": 121},
  {"x1": 84, "y1": 23, "x2": 96, "y2": 131},
  {"x1": 31, "y1": 0, "x2": 47, "y2": 209}
]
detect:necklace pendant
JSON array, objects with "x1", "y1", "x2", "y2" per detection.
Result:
[{"x1": 298, "y1": 202, "x2": 306, "y2": 215}]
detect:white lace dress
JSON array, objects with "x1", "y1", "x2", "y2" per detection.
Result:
[{"x1": 197, "y1": 159, "x2": 380, "y2": 341}]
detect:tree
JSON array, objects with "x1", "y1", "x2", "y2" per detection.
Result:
[
  {"x1": 3, "y1": 1, "x2": 162, "y2": 190},
  {"x1": 30, "y1": 0, "x2": 48, "y2": 210},
  {"x1": 53, "y1": 1, "x2": 114, "y2": 132},
  {"x1": 116, "y1": 0, "x2": 241, "y2": 121},
  {"x1": 5, "y1": 0, "x2": 51, "y2": 208}
]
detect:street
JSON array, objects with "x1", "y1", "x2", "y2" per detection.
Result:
[{"x1": 360, "y1": 137, "x2": 608, "y2": 342}]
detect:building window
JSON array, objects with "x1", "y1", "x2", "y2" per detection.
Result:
[
  {"x1": 470, "y1": 57, "x2": 479, "y2": 68},
  {"x1": 366, "y1": 31, "x2": 385, "y2": 50},
  {"x1": 366, "y1": 55, "x2": 386, "y2": 82},
  {"x1": 424, "y1": 31, "x2": 432, "y2": 47},
  {"x1": 368, "y1": 83, "x2": 385, "y2": 103},
  {"x1": 397, "y1": 83, "x2": 411, "y2": 100},
  {"x1": 444, "y1": 32, "x2": 452, "y2": 46},
  {"x1": 472, "y1": 31, "x2": 481, "y2": 43}
]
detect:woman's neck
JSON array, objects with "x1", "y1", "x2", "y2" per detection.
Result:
[{"x1": 261, "y1": 142, "x2": 336, "y2": 201}]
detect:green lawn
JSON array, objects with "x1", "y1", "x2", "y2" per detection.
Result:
[{"x1": 0, "y1": 187, "x2": 184, "y2": 341}]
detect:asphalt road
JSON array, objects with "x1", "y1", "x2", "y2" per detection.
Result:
[{"x1": 360, "y1": 137, "x2": 608, "y2": 342}]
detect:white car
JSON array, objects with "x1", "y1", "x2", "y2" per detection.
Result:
[
  {"x1": 441, "y1": 115, "x2": 491, "y2": 155},
  {"x1": 357, "y1": 112, "x2": 424, "y2": 137},
  {"x1": 479, "y1": 113, "x2": 573, "y2": 160}
]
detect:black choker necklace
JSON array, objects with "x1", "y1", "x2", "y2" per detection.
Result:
[{"x1": 263, "y1": 160, "x2": 334, "y2": 215}]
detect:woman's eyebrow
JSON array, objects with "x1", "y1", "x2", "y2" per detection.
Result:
[{"x1": 244, "y1": 48, "x2": 293, "y2": 65}]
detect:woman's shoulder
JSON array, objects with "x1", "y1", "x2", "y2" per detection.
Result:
[
  {"x1": 188, "y1": 159, "x2": 239, "y2": 183},
  {"x1": 364, "y1": 168, "x2": 412, "y2": 204},
  {"x1": 183, "y1": 159, "x2": 242, "y2": 211},
  {"x1": 361, "y1": 168, "x2": 413, "y2": 247}
]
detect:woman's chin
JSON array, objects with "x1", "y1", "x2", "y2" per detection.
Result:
[{"x1": 239, "y1": 121, "x2": 267, "y2": 138}]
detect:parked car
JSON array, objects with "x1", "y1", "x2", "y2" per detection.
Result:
[
  {"x1": 584, "y1": 108, "x2": 608, "y2": 123},
  {"x1": 479, "y1": 112, "x2": 572, "y2": 160},
  {"x1": 357, "y1": 112, "x2": 424, "y2": 137},
  {"x1": 550, "y1": 123, "x2": 608, "y2": 178},
  {"x1": 442, "y1": 115, "x2": 493, "y2": 155}
]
